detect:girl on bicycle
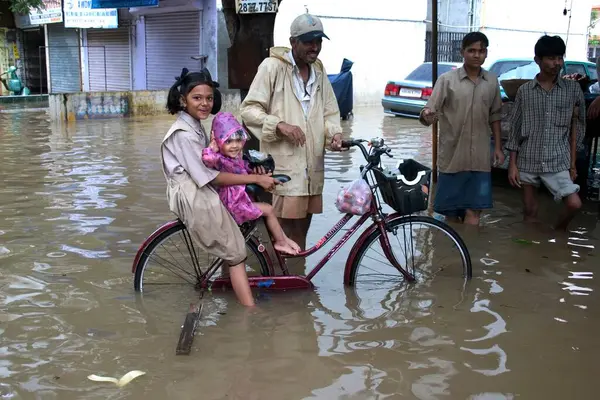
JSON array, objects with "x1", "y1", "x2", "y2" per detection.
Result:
[
  {"x1": 162, "y1": 68, "x2": 279, "y2": 307},
  {"x1": 202, "y1": 112, "x2": 301, "y2": 255}
]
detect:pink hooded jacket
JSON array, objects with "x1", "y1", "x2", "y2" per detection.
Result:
[{"x1": 201, "y1": 112, "x2": 262, "y2": 225}]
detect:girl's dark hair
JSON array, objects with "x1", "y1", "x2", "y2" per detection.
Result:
[
  {"x1": 534, "y1": 35, "x2": 566, "y2": 58},
  {"x1": 166, "y1": 67, "x2": 222, "y2": 115}
]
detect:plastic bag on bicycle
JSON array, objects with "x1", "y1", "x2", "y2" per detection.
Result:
[
  {"x1": 243, "y1": 150, "x2": 275, "y2": 173},
  {"x1": 335, "y1": 179, "x2": 372, "y2": 215}
]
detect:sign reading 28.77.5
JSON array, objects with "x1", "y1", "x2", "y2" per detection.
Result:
[{"x1": 235, "y1": 0, "x2": 278, "y2": 14}]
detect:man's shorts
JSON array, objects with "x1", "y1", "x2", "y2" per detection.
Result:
[
  {"x1": 519, "y1": 170, "x2": 579, "y2": 201},
  {"x1": 434, "y1": 171, "x2": 492, "y2": 218},
  {"x1": 272, "y1": 194, "x2": 323, "y2": 219}
]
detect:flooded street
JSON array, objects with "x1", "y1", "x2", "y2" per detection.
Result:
[{"x1": 1, "y1": 106, "x2": 599, "y2": 399}]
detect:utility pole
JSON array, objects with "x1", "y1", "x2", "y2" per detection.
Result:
[
  {"x1": 221, "y1": 0, "x2": 282, "y2": 100},
  {"x1": 221, "y1": 0, "x2": 283, "y2": 151},
  {"x1": 431, "y1": 0, "x2": 439, "y2": 182}
]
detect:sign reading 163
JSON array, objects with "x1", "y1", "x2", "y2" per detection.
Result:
[{"x1": 235, "y1": 0, "x2": 278, "y2": 14}]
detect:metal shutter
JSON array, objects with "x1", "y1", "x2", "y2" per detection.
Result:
[
  {"x1": 87, "y1": 27, "x2": 131, "y2": 91},
  {"x1": 145, "y1": 12, "x2": 201, "y2": 90},
  {"x1": 47, "y1": 23, "x2": 81, "y2": 93}
]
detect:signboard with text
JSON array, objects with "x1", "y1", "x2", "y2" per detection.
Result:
[
  {"x1": 29, "y1": 0, "x2": 63, "y2": 24},
  {"x1": 91, "y1": 0, "x2": 158, "y2": 9},
  {"x1": 235, "y1": 0, "x2": 278, "y2": 14},
  {"x1": 64, "y1": 0, "x2": 118, "y2": 28}
]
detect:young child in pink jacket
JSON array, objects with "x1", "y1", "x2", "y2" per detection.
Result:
[{"x1": 202, "y1": 112, "x2": 300, "y2": 255}]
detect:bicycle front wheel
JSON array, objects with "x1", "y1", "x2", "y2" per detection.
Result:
[
  {"x1": 346, "y1": 215, "x2": 472, "y2": 289},
  {"x1": 133, "y1": 220, "x2": 270, "y2": 294}
]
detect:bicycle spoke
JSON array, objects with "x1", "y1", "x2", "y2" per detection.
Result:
[
  {"x1": 170, "y1": 231, "x2": 200, "y2": 273},
  {"x1": 134, "y1": 221, "x2": 271, "y2": 296},
  {"x1": 352, "y1": 219, "x2": 469, "y2": 291},
  {"x1": 181, "y1": 228, "x2": 203, "y2": 277},
  {"x1": 146, "y1": 248, "x2": 195, "y2": 278},
  {"x1": 145, "y1": 251, "x2": 198, "y2": 284}
]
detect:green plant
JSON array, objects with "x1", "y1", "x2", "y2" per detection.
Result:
[{"x1": 5, "y1": 0, "x2": 45, "y2": 15}]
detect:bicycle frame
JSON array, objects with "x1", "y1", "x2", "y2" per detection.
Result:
[
  {"x1": 133, "y1": 139, "x2": 416, "y2": 292},
  {"x1": 208, "y1": 199, "x2": 410, "y2": 291}
]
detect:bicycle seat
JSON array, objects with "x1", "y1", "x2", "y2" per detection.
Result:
[{"x1": 246, "y1": 174, "x2": 291, "y2": 197}]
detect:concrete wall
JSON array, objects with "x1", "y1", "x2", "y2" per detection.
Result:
[
  {"x1": 48, "y1": 88, "x2": 241, "y2": 121},
  {"x1": 480, "y1": 0, "x2": 593, "y2": 64},
  {"x1": 273, "y1": 0, "x2": 428, "y2": 106},
  {"x1": 426, "y1": 0, "x2": 474, "y2": 32},
  {"x1": 203, "y1": 0, "x2": 218, "y2": 78},
  {"x1": 217, "y1": 9, "x2": 231, "y2": 89}
]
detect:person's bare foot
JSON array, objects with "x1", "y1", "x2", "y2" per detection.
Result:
[
  {"x1": 273, "y1": 241, "x2": 298, "y2": 255},
  {"x1": 553, "y1": 222, "x2": 570, "y2": 231},
  {"x1": 524, "y1": 215, "x2": 542, "y2": 224},
  {"x1": 285, "y1": 237, "x2": 301, "y2": 253},
  {"x1": 463, "y1": 216, "x2": 480, "y2": 226}
]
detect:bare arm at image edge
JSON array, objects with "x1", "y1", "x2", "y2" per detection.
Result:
[
  {"x1": 574, "y1": 86, "x2": 586, "y2": 153},
  {"x1": 239, "y1": 59, "x2": 283, "y2": 143},
  {"x1": 490, "y1": 81, "x2": 503, "y2": 148},
  {"x1": 419, "y1": 75, "x2": 447, "y2": 126}
]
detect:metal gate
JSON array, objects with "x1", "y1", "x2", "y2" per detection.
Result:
[
  {"x1": 87, "y1": 27, "x2": 131, "y2": 91},
  {"x1": 145, "y1": 12, "x2": 202, "y2": 90},
  {"x1": 425, "y1": 31, "x2": 464, "y2": 63},
  {"x1": 47, "y1": 23, "x2": 81, "y2": 93}
]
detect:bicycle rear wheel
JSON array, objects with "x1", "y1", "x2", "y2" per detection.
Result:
[
  {"x1": 346, "y1": 215, "x2": 472, "y2": 288},
  {"x1": 133, "y1": 220, "x2": 270, "y2": 294}
]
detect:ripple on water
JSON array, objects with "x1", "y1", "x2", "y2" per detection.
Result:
[
  {"x1": 0, "y1": 109, "x2": 599, "y2": 398},
  {"x1": 33, "y1": 261, "x2": 88, "y2": 275},
  {"x1": 0, "y1": 246, "x2": 10, "y2": 257},
  {"x1": 60, "y1": 245, "x2": 110, "y2": 259}
]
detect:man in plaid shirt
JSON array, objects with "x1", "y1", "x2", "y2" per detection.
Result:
[{"x1": 506, "y1": 35, "x2": 585, "y2": 230}]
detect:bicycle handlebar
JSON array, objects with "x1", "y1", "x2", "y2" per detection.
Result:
[{"x1": 342, "y1": 138, "x2": 393, "y2": 165}]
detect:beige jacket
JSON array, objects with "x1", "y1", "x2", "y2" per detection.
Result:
[{"x1": 240, "y1": 46, "x2": 342, "y2": 196}]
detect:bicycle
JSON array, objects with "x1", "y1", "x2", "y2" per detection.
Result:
[{"x1": 132, "y1": 137, "x2": 472, "y2": 297}]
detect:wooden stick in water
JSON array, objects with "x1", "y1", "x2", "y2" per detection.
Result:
[{"x1": 176, "y1": 296, "x2": 204, "y2": 356}]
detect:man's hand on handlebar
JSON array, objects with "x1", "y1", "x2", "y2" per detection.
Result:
[
  {"x1": 341, "y1": 138, "x2": 393, "y2": 161},
  {"x1": 276, "y1": 122, "x2": 306, "y2": 146},
  {"x1": 330, "y1": 133, "x2": 345, "y2": 151}
]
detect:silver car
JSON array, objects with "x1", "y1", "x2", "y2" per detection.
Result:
[{"x1": 381, "y1": 62, "x2": 462, "y2": 118}]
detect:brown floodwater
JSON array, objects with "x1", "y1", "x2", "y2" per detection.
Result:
[{"x1": 0, "y1": 106, "x2": 599, "y2": 399}]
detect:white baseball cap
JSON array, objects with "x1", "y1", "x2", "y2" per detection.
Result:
[{"x1": 290, "y1": 13, "x2": 330, "y2": 42}]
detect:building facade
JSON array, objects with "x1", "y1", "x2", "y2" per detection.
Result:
[{"x1": 8, "y1": 0, "x2": 217, "y2": 95}]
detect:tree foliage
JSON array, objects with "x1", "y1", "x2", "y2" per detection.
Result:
[{"x1": 5, "y1": 0, "x2": 45, "y2": 15}]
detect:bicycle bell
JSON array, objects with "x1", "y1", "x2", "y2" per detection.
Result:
[{"x1": 370, "y1": 137, "x2": 384, "y2": 148}]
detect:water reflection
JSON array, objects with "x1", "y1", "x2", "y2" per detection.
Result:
[{"x1": 0, "y1": 107, "x2": 598, "y2": 398}]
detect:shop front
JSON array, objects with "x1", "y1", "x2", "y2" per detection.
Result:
[
  {"x1": 85, "y1": 26, "x2": 131, "y2": 91},
  {"x1": 144, "y1": 11, "x2": 202, "y2": 90},
  {"x1": 129, "y1": 0, "x2": 217, "y2": 90}
]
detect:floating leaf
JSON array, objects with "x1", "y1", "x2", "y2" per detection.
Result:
[{"x1": 513, "y1": 238, "x2": 533, "y2": 245}]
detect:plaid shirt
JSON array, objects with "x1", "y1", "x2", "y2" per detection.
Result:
[{"x1": 506, "y1": 77, "x2": 585, "y2": 173}]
